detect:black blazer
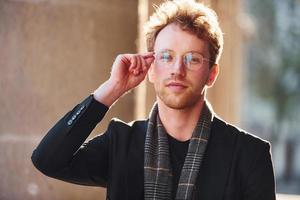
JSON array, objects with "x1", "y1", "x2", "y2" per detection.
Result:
[{"x1": 32, "y1": 95, "x2": 276, "y2": 200}]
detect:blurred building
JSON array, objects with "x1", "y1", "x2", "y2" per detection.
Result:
[{"x1": 241, "y1": 0, "x2": 300, "y2": 195}]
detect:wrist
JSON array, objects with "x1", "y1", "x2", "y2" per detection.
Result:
[{"x1": 93, "y1": 80, "x2": 124, "y2": 107}]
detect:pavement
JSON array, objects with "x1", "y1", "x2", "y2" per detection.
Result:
[{"x1": 277, "y1": 194, "x2": 300, "y2": 200}]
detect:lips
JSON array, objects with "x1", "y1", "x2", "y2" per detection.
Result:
[
  {"x1": 166, "y1": 81, "x2": 188, "y2": 91},
  {"x1": 167, "y1": 82, "x2": 187, "y2": 87}
]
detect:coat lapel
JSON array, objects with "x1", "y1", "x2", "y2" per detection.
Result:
[{"x1": 194, "y1": 117, "x2": 237, "y2": 200}]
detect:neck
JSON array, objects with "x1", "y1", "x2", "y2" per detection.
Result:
[{"x1": 157, "y1": 97, "x2": 205, "y2": 142}]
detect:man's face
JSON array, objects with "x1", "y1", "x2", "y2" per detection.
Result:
[{"x1": 148, "y1": 23, "x2": 218, "y2": 110}]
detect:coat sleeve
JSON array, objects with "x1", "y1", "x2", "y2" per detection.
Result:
[
  {"x1": 31, "y1": 95, "x2": 110, "y2": 187},
  {"x1": 242, "y1": 141, "x2": 276, "y2": 200}
]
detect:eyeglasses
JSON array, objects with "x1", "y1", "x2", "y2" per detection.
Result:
[{"x1": 154, "y1": 50, "x2": 211, "y2": 70}]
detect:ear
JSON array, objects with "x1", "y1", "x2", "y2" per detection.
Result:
[
  {"x1": 206, "y1": 64, "x2": 219, "y2": 87},
  {"x1": 148, "y1": 64, "x2": 155, "y2": 83}
]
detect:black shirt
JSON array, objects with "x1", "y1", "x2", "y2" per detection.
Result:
[{"x1": 167, "y1": 134, "x2": 189, "y2": 199}]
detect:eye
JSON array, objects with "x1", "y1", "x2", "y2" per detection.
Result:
[
  {"x1": 160, "y1": 52, "x2": 173, "y2": 62},
  {"x1": 185, "y1": 53, "x2": 202, "y2": 64}
]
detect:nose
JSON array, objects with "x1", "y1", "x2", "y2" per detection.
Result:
[{"x1": 171, "y1": 57, "x2": 186, "y2": 77}]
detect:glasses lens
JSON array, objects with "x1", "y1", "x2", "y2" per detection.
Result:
[
  {"x1": 184, "y1": 52, "x2": 203, "y2": 68},
  {"x1": 155, "y1": 51, "x2": 205, "y2": 70},
  {"x1": 156, "y1": 50, "x2": 174, "y2": 64},
  {"x1": 161, "y1": 51, "x2": 171, "y2": 63}
]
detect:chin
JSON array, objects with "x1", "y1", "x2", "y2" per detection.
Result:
[{"x1": 158, "y1": 92, "x2": 204, "y2": 110}]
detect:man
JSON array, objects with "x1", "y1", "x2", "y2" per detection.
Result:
[{"x1": 31, "y1": 0, "x2": 276, "y2": 199}]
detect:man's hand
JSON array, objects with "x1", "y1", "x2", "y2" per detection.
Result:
[
  {"x1": 109, "y1": 52, "x2": 155, "y2": 94},
  {"x1": 93, "y1": 52, "x2": 155, "y2": 107}
]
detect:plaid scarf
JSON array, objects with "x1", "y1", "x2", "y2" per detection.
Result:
[{"x1": 144, "y1": 102, "x2": 213, "y2": 200}]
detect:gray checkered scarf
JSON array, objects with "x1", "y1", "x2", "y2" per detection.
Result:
[{"x1": 144, "y1": 102, "x2": 212, "y2": 200}]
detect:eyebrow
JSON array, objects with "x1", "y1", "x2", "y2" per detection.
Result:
[
  {"x1": 189, "y1": 50, "x2": 205, "y2": 55},
  {"x1": 156, "y1": 49, "x2": 173, "y2": 54},
  {"x1": 156, "y1": 49, "x2": 205, "y2": 55}
]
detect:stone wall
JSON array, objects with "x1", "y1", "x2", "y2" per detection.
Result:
[{"x1": 0, "y1": 0, "x2": 138, "y2": 199}]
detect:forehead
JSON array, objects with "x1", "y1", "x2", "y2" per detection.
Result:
[{"x1": 154, "y1": 23, "x2": 209, "y2": 56}]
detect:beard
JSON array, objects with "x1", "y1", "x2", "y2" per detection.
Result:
[{"x1": 155, "y1": 78, "x2": 206, "y2": 110}]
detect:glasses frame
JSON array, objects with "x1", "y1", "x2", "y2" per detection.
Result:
[{"x1": 154, "y1": 49, "x2": 213, "y2": 70}]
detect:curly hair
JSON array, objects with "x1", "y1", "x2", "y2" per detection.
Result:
[{"x1": 144, "y1": 0, "x2": 224, "y2": 67}]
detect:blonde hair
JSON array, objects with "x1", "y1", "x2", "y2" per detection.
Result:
[{"x1": 145, "y1": 0, "x2": 224, "y2": 67}]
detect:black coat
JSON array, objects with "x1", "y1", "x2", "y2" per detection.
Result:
[{"x1": 32, "y1": 95, "x2": 276, "y2": 200}]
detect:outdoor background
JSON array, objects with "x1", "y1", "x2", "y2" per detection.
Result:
[{"x1": 0, "y1": 0, "x2": 299, "y2": 199}]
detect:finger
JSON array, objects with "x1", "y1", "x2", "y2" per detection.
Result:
[
  {"x1": 141, "y1": 51, "x2": 155, "y2": 59},
  {"x1": 140, "y1": 55, "x2": 148, "y2": 71},
  {"x1": 145, "y1": 56, "x2": 155, "y2": 67},
  {"x1": 134, "y1": 56, "x2": 142, "y2": 75},
  {"x1": 129, "y1": 55, "x2": 137, "y2": 73},
  {"x1": 119, "y1": 54, "x2": 131, "y2": 67},
  {"x1": 140, "y1": 52, "x2": 155, "y2": 67}
]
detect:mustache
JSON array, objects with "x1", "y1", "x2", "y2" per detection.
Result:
[{"x1": 163, "y1": 76, "x2": 190, "y2": 86}]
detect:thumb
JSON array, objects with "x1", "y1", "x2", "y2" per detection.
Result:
[{"x1": 145, "y1": 56, "x2": 155, "y2": 66}]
